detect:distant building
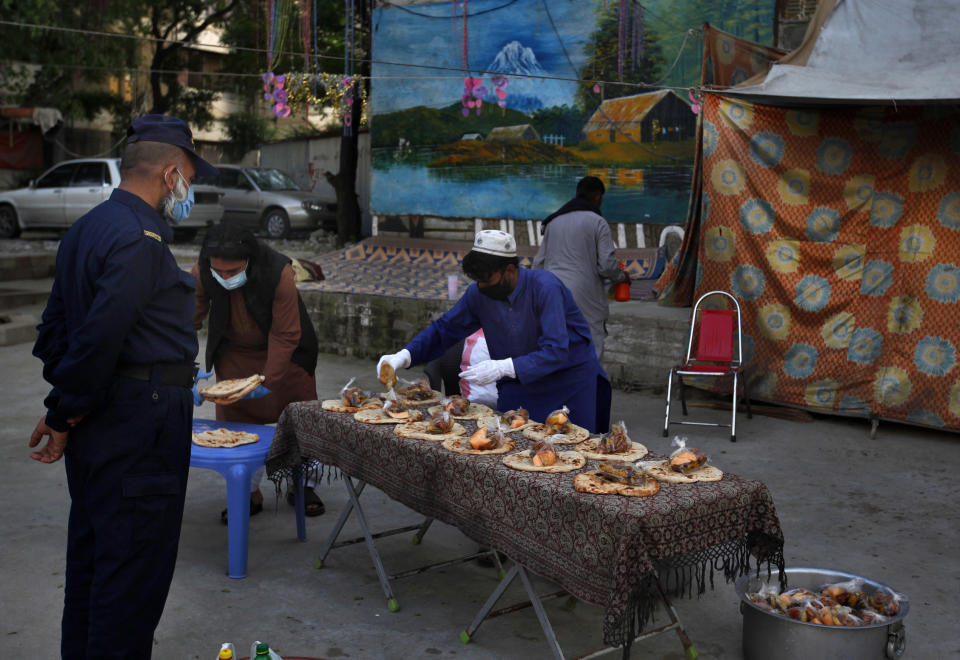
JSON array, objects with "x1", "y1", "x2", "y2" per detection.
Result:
[
  {"x1": 582, "y1": 90, "x2": 695, "y2": 144},
  {"x1": 460, "y1": 132, "x2": 485, "y2": 141},
  {"x1": 487, "y1": 124, "x2": 540, "y2": 142}
]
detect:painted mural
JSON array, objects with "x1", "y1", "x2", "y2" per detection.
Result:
[{"x1": 370, "y1": 0, "x2": 775, "y2": 224}]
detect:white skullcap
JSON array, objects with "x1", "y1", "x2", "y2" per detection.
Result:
[{"x1": 472, "y1": 229, "x2": 517, "y2": 257}]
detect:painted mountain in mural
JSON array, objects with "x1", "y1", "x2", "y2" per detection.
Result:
[
  {"x1": 482, "y1": 40, "x2": 573, "y2": 113},
  {"x1": 486, "y1": 40, "x2": 546, "y2": 76}
]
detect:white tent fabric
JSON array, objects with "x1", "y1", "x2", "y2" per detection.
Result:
[{"x1": 725, "y1": 0, "x2": 960, "y2": 104}]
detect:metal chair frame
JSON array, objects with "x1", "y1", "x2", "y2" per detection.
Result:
[{"x1": 663, "y1": 290, "x2": 751, "y2": 442}]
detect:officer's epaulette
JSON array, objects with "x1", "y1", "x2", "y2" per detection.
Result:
[{"x1": 143, "y1": 230, "x2": 162, "y2": 243}]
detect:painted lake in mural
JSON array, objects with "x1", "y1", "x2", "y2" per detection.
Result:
[{"x1": 371, "y1": 148, "x2": 693, "y2": 224}]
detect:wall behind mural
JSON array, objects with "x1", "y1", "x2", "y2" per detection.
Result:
[{"x1": 370, "y1": 0, "x2": 775, "y2": 224}]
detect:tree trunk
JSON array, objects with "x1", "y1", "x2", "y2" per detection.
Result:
[{"x1": 325, "y1": 84, "x2": 363, "y2": 246}]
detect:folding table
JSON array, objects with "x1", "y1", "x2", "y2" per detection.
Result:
[{"x1": 266, "y1": 403, "x2": 784, "y2": 657}]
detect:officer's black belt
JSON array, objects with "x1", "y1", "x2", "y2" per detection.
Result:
[{"x1": 115, "y1": 362, "x2": 197, "y2": 388}]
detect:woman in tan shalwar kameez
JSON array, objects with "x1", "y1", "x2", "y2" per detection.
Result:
[{"x1": 193, "y1": 225, "x2": 321, "y2": 521}]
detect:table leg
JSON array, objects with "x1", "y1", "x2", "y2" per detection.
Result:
[
  {"x1": 316, "y1": 479, "x2": 366, "y2": 568},
  {"x1": 293, "y1": 463, "x2": 306, "y2": 542},
  {"x1": 462, "y1": 563, "x2": 519, "y2": 643},
  {"x1": 224, "y1": 462, "x2": 251, "y2": 579},
  {"x1": 411, "y1": 517, "x2": 434, "y2": 545},
  {"x1": 343, "y1": 476, "x2": 400, "y2": 611},
  {"x1": 655, "y1": 581, "x2": 699, "y2": 660},
  {"x1": 518, "y1": 565, "x2": 565, "y2": 660}
]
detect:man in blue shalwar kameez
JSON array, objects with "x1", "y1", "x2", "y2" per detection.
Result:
[{"x1": 378, "y1": 230, "x2": 611, "y2": 433}]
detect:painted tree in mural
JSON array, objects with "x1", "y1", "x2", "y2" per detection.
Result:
[{"x1": 575, "y1": 2, "x2": 666, "y2": 114}]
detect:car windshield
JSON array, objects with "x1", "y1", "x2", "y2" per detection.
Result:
[{"x1": 244, "y1": 168, "x2": 301, "y2": 191}]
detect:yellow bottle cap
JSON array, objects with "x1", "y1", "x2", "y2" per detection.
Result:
[{"x1": 219, "y1": 650, "x2": 233, "y2": 659}]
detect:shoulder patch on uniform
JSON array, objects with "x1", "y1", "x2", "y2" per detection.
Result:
[{"x1": 143, "y1": 230, "x2": 162, "y2": 242}]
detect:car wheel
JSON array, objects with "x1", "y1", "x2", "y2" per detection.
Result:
[
  {"x1": 263, "y1": 208, "x2": 290, "y2": 238},
  {"x1": 0, "y1": 204, "x2": 21, "y2": 238}
]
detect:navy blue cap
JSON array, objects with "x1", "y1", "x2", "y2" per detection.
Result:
[{"x1": 126, "y1": 114, "x2": 218, "y2": 178}]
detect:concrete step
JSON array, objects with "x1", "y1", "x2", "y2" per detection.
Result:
[
  {"x1": 0, "y1": 304, "x2": 42, "y2": 346},
  {"x1": 0, "y1": 279, "x2": 52, "y2": 311},
  {"x1": 0, "y1": 252, "x2": 56, "y2": 281}
]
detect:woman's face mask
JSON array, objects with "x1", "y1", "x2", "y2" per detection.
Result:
[{"x1": 210, "y1": 259, "x2": 248, "y2": 290}]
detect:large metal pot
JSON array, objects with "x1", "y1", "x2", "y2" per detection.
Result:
[{"x1": 735, "y1": 568, "x2": 909, "y2": 660}]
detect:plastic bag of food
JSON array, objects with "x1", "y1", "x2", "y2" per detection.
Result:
[
  {"x1": 597, "y1": 459, "x2": 645, "y2": 485},
  {"x1": 601, "y1": 421, "x2": 630, "y2": 454},
  {"x1": 544, "y1": 405, "x2": 571, "y2": 433},
  {"x1": 379, "y1": 361, "x2": 397, "y2": 389},
  {"x1": 669, "y1": 436, "x2": 707, "y2": 473},
  {"x1": 443, "y1": 395, "x2": 470, "y2": 416},
  {"x1": 427, "y1": 410, "x2": 454, "y2": 434},
  {"x1": 868, "y1": 589, "x2": 903, "y2": 617},
  {"x1": 503, "y1": 408, "x2": 530, "y2": 429},
  {"x1": 396, "y1": 377, "x2": 432, "y2": 400},
  {"x1": 469, "y1": 419, "x2": 504, "y2": 450},
  {"x1": 531, "y1": 438, "x2": 558, "y2": 466},
  {"x1": 383, "y1": 391, "x2": 421, "y2": 421}
]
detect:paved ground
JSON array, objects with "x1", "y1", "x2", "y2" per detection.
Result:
[{"x1": 2, "y1": 336, "x2": 959, "y2": 658}]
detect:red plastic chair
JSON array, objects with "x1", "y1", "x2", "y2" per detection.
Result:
[{"x1": 663, "y1": 290, "x2": 751, "y2": 442}]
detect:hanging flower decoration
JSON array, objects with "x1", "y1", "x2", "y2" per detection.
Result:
[
  {"x1": 492, "y1": 75, "x2": 509, "y2": 108},
  {"x1": 263, "y1": 72, "x2": 291, "y2": 118},
  {"x1": 462, "y1": 77, "x2": 486, "y2": 116},
  {"x1": 688, "y1": 89, "x2": 702, "y2": 115},
  {"x1": 282, "y1": 72, "x2": 369, "y2": 128}
]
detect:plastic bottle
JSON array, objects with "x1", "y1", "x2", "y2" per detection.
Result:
[
  {"x1": 613, "y1": 261, "x2": 631, "y2": 302},
  {"x1": 250, "y1": 641, "x2": 283, "y2": 660}
]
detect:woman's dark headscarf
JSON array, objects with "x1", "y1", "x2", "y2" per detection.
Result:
[{"x1": 200, "y1": 223, "x2": 259, "y2": 264}]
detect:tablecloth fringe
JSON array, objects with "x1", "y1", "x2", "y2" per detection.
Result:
[
  {"x1": 606, "y1": 532, "x2": 785, "y2": 656},
  {"x1": 267, "y1": 458, "x2": 342, "y2": 500}
]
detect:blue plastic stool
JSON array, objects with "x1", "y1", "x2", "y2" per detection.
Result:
[{"x1": 190, "y1": 419, "x2": 276, "y2": 579}]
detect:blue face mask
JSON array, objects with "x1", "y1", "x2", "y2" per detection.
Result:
[
  {"x1": 169, "y1": 185, "x2": 194, "y2": 225},
  {"x1": 211, "y1": 264, "x2": 248, "y2": 290}
]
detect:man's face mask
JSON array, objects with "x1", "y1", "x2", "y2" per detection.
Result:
[
  {"x1": 160, "y1": 167, "x2": 191, "y2": 224},
  {"x1": 479, "y1": 270, "x2": 513, "y2": 301}
]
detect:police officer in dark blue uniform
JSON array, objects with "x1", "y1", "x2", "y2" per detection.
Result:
[{"x1": 29, "y1": 115, "x2": 217, "y2": 659}]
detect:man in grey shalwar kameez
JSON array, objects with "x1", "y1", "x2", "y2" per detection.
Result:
[{"x1": 533, "y1": 176, "x2": 629, "y2": 360}]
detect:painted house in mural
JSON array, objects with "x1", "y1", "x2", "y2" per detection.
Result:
[
  {"x1": 582, "y1": 90, "x2": 696, "y2": 144},
  {"x1": 487, "y1": 124, "x2": 540, "y2": 142},
  {"x1": 460, "y1": 132, "x2": 484, "y2": 141}
]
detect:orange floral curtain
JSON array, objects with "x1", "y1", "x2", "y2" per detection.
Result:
[{"x1": 695, "y1": 93, "x2": 960, "y2": 430}]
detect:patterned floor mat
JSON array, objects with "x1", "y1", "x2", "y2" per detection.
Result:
[{"x1": 296, "y1": 237, "x2": 665, "y2": 300}]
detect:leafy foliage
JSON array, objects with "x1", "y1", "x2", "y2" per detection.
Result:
[
  {"x1": 223, "y1": 111, "x2": 272, "y2": 162},
  {"x1": 529, "y1": 105, "x2": 588, "y2": 146},
  {"x1": 575, "y1": 3, "x2": 666, "y2": 114}
]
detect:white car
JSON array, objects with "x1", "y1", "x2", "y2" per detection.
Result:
[{"x1": 0, "y1": 157, "x2": 223, "y2": 240}]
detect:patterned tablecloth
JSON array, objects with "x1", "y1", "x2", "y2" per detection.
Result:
[{"x1": 266, "y1": 402, "x2": 784, "y2": 646}]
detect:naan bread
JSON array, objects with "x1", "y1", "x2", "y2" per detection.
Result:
[
  {"x1": 322, "y1": 398, "x2": 382, "y2": 413},
  {"x1": 575, "y1": 438, "x2": 649, "y2": 462},
  {"x1": 200, "y1": 375, "x2": 265, "y2": 404},
  {"x1": 442, "y1": 435, "x2": 516, "y2": 455},
  {"x1": 642, "y1": 461, "x2": 724, "y2": 483},
  {"x1": 427, "y1": 402, "x2": 496, "y2": 420},
  {"x1": 574, "y1": 471, "x2": 661, "y2": 497},
  {"x1": 395, "y1": 421, "x2": 466, "y2": 442},
  {"x1": 522, "y1": 423, "x2": 590, "y2": 444},
  {"x1": 503, "y1": 450, "x2": 586, "y2": 473},
  {"x1": 379, "y1": 390, "x2": 443, "y2": 406},
  {"x1": 192, "y1": 428, "x2": 260, "y2": 448},
  {"x1": 354, "y1": 408, "x2": 411, "y2": 424}
]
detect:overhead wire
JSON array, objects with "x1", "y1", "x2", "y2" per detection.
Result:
[{"x1": 0, "y1": 17, "x2": 703, "y2": 93}]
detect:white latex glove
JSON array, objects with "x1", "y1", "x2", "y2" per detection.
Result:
[
  {"x1": 459, "y1": 358, "x2": 515, "y2": 386},
  {"x1": 376, "y1": 349, "x2": 411, "y2": 380}
]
